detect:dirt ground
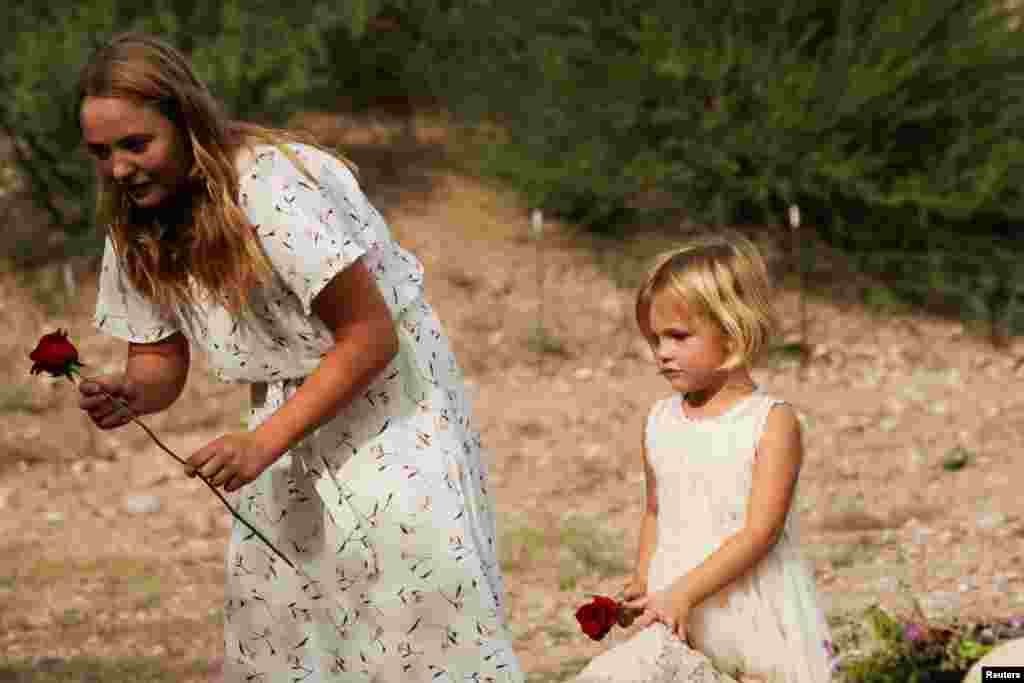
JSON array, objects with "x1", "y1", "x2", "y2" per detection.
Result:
[{"x1": 2, "y1": 121, "x2": 1023, "y2": 681}]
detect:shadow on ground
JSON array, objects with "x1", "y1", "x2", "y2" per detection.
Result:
[{"x1": 0, "y1": 656, "x2": 214, "y2": 683}]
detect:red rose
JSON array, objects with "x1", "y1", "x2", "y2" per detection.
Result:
[
  {"x1": 576, "y1": 595, "x2": 622, "y2": 641},
  {"x1": 29, "y1": 329, "x2": 84, "y2": 378}
]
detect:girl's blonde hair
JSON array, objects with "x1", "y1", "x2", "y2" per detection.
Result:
[
  {"x1": 635, "y1": 231, "x2": 778, "y2": 370},
  {"x1": 78, "y1": 32, "x2": 354, "y2": 329}
]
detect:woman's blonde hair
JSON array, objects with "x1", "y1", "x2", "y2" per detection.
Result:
[
  {"x1": 635, "y1": 231, "x2": 778, "y2": 370},
  {"x1": 78, "y1": 32, "x2": 353, "y2": 329}
]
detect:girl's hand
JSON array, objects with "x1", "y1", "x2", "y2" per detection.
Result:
[
  {"x1": 185, "y1": 432, "x2": 278, "y2": 492},
  {"x1": 624, "y1": 586, "x2": 694, "y2": 644},
  {"x1": 79, "y1": 374, "x2": 140, "y2": 430}
]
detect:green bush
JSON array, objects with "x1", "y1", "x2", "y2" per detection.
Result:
[{"x1": 433, "y1": 0, "x2": 1024, "y2": 333}]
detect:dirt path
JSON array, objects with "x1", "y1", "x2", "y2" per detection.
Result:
[{"x1": 2, "y1": 164, "x2": 1023, "y2": 681}]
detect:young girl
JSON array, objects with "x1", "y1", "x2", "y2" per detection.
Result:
[
  {"x1": 572, "y1": 233, "x2": 832, "y2": 683},
  {"x1": 75, "y1": 33, "x2": 523, "y2": 682}
]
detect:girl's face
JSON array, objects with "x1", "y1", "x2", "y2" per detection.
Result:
[
  {"x1": 647, "y1": 292, "x2": 731, "y2": 395},
  {"x1": 80, "y1": 95, "x2": 191, "y2": 210}
]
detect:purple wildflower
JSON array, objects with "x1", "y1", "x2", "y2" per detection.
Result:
[
  {"x1": 1009, "y1": 616, "x2": 1024, "y2": 630},
  {"x1": 903, "y1": 622, "x2": 926, "y2": 642}
]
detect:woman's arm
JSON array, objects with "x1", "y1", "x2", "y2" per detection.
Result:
[
  {"x1": 125, "y1": 331, "x2": 191, "y2": 415},
  {"x1": 252, "y1": 256, "x2": 400, "y2": 460},
  {"x1": 671, "y1": 404, "x2": 804, "y2": 608}
]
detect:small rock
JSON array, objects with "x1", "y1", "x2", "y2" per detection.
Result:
[
  {"x1": 123, "y1": 494, "x2": 162, "y2": 515},
  {"x1": 910, "y1": 526, "x2": 932, "y2": 545},
  {"x1": 958, "y1": 576, "x2": 976, "y2": 593},
  {"x1": 919, "y1": 591, "x2": 959, "y2": 618},
  {"x1": 877, "y1": 576, "x2": 899, "y2": 592},
  {"x1": 963, "y1": 637, "x2": 1024, "y2": 683},
  {"x1": 45, "y1": 511, "x2": 64, "y2": 525},
  {"x1": 977, "y1": 511, "x2": 1007, "y2": 530},
  {"x1": 993, "y1": 575, "x2": 1011, "y2": 593},
  {"x1": 573, "y1": 367, "x2": 594, "y2": 381}
]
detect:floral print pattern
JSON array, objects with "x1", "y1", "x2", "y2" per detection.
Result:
[{"x1": 93, "y1": 144, "x2": 523, "y2": 682}]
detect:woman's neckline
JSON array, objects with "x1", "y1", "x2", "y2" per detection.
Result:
[{"x1": 675, "y1": 386, "x2": 762, "y2": 423}]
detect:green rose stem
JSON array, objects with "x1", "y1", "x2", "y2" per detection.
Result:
[{"x1": 67, "y1": 373, "x2": 296, "y2": 571}]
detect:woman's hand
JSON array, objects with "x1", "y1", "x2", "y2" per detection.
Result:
[
  {"x1": 185, "y1": 432, "x2": 279, "y2": 492},
  {"x1": 624, "y1": 585, "x2": 694, "y2": 644},
  {"x1": 79, "y1": 374, "x2": 140, "y2": 430},
  {"x1": 622, "y1": 574, "x2": 648, "y2": 602}
]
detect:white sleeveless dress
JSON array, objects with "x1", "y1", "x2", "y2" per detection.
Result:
[{"x1": 572, "y1": 389, "x2": 832, "y2": 683}]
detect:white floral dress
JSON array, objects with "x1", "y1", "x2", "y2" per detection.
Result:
[
  {"x1": 572, "y1": 389, "x2": 832, "y2": 683},
  {"x1": 93, "y1": 143, "x2": 524, "y2": 682}
]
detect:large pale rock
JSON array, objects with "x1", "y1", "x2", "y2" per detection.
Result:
[{"x1": 963, "y1": 637, "x2": 1024, "y2": 683}]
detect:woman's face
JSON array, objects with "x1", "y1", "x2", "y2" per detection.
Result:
[{"x1": 80, "y1": 96, "x2": 191, "y2": 210}]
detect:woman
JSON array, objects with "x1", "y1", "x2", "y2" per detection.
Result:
[{"x1": 76, "y1": 32, "x2": 523, "y2": 682}]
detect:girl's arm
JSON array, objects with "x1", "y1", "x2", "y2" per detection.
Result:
[
  {"x1": 670, "y1": 404, "x2": 804, "y2": 609},
  {"x1": 252, "y1": 256, "x2": 400, "y2": 459},
  {"x1": 628, "y1": 420, "x2": 658, "y2": 594}
]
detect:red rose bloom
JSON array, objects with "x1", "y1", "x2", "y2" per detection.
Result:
[
  {"x1": 576, "y1": 595, "x2": 622, "y2": 641},
  {"x1": 29, "y1": 329, "x2": 84, "y2": 378}
]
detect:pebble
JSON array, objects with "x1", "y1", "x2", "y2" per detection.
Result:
[
  {"x1": 919, "y1": 591, "x2": 959, "y2": 618},
  {"x1": 45, "y1": 511, "x2": 64, "y2": 525},
  {"x1": 977, "y1": 511, "x2": 1007, "y2": 530},
  {"x1": 910, "y1": 526, "x2": 932, "y2": 545},
  {"x1": 573, "y1": 367, "x2": 594, "y2": 381},
  {"x1": 123, "y1": 494, "x2": 162, "y2": 515},
  {"x1": 877, "y1": 576, "x2": 899, "y2": 592}
]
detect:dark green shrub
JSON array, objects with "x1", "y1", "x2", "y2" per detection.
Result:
[{"x1": 433, "y1": 0, "x2": 1024, "y2": 333}]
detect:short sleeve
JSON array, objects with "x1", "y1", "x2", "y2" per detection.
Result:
[
  {"x1": 239, "y1": 146, "x2": 370, "y2": 317},
  {"x1": 643, "y1": 399, "x2": 662, "y2": 459},
  {"x1": 754, "y1": 397, "x2": 791, "y2": 463},
  {"x1": 93, "y1": 236, "x2": 180, "y2": 343}
]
